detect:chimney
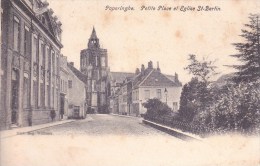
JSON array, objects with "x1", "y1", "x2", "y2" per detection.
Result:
[
  {"x1": 135, "y1": 68, "x2": 140, "y2": 75},
  {"x1": 157, "y1": 61, "x2": 161, "y2": 72},
  {"x1": 69, "y1": 62, "x2": 74, "y2": 66},
  {"x1": 175, "y1": 72, "x2": 179, "y2": 82},
  {"x1": 141, "y1": 64, "x2": 145, "y2": 75},
  {"x1": 148, "y1": 61, "x2": 153, "y2": 69}
]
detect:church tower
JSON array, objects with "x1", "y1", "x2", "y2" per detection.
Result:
[{"x1": 80, "y1": 27, "x2": 110, "y2": 113}]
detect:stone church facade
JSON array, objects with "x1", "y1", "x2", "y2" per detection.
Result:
[{"x1": 80, "y1": 28, "x2": 110, "y2": 113}]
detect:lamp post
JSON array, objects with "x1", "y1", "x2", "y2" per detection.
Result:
[
  {"x1": 164, "y1": 88, "x2": 168, "y2": 105},
  {"x1": 139, "y1": 100, "x2": 142, "y2": 117}
]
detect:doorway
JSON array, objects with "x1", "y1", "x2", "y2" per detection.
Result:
[
  {"x1": 60, "y1": 94, "x2": 65, "y2": 119},
  {"x1": 11, "y1": 69, "x2": 19, "y2": 125}
]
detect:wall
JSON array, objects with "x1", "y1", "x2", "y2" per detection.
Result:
[
  {"x1": 67, "y1": 68, "x2": 86, "y2": 118},
  {"x1": 137, "y1": 86, "x2": 182, "y2": 114}
]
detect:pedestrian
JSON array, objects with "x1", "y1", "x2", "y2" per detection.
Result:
[{"x1": 50, "y1": 110, "x2": 56, "y2": 122}]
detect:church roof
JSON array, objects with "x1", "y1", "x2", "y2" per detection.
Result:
[{"x1": 110, "y1": 72, "x2": 135, "y2": 83}]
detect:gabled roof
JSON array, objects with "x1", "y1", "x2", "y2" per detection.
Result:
[
  {"x1": 67, "y1": 63, "x2": 88, "y2": 84},
  {"x1": 110, "y1": 72, "x2": 135, "y2": 83},
  {"x1": 133, "y1": 69, "x2": 182, "y2": 88}
]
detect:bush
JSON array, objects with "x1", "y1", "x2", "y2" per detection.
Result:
[
  {"x1": 143, "y1": 98, "x2": 172, "y2": 119},
  {"x1": 207, "y1": 81, "x2": 260, "y2": 134}
]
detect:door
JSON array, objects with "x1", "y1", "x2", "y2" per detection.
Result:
[
  {"x1": 60, "y1": 94, "x2": 65, "y2": 119},
  {"x1": 11, "y1": 69, "x2": 19, "y2": 124}
]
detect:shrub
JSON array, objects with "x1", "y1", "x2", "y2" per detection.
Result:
[{"x1": 143, "y1": 98, "x2": 172, "y2": 119}]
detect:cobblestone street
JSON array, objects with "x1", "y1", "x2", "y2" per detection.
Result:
[
  {"x1": 34, "y1": 114, "x2": 175, "y2": 137},
  {"x1": 1, "y1": 114, "x2": 259, "y2": 166}
]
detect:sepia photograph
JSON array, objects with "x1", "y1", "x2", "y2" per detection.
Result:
[{"x1": 0, "y1": 0, "x2": 259, "y2": 166}]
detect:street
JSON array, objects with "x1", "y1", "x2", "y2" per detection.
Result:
[
  {"x1": 1, "y1": 114, "x2": 259, "y2": 166},
  {"x1": 33, "y1": 114, "x2": 175, "y2": 136}
]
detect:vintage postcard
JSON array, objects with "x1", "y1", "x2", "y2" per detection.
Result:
[{"x1": 0, "y1": 0, "x2": 259, "y2": 166}]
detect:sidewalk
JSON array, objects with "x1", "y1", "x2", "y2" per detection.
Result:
[{"x1": 0, "y1": 119, "x2": 75, "y2": 139}]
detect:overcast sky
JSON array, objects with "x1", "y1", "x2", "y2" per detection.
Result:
[{"x1": 47, "y1": 0, "x2": 259, "y2": 83}]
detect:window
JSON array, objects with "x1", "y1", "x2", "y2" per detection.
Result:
[
  {"x1": 41, "y1": 43, "x2": 45, "y2": 67},
  {"x1": 92, "y1": 80, "x2": 96, "y2": 91},
  {"x1": 173, "y1": 102, "x2": 178, "y2": 112},
  {"x1": 56, "y1": 56, "x2": 59, "y2": 74},
  {"x1": 13, "y1": 16, "x2": 20, "y2": 52},
  {"x1": 33, "y1": 80, "x2": 38, "y2": 107},
  {"x1": 32, "y1": 36, "x2": 38, "y2": 62},
  {"x1": 1, "y1": 10, "x2": 3, "y2": 31},
  {"x1": 68, "y1": 80, "x2": 72, "y2": 88},
  {"x1": 24, "y1": 26, "x2": 31, "y2": 58},
  {"x1": 61, "y1": 79, "x2": 63, "y2": 91},
  {"x1": 47, "y1": 85, "x2": 50, "y2": 107},
  {"x1": 52, "y1": 52, "x2": 55, "y2": 74},
  {"x1": 144, "y1": 90, "x2": 150, "y2": 100},
  {"x1": 52, "y1": 87, "x2": 54, "y2": 107},
  {"x1": 42, "y1": 16, "x2": 46, "y2": 24},
  {"x1": 101, "y1": 57, "x2": 106, "y2": 67},
  {"x1": 23, "y1": 75, "x2": 30, "y2": 108},
  {"x1": 65, "y1": 82, "x2": 67, "y2": 92},
  {"x1": 40, "y1": 83, "x2": 45, "y2": 107},
  {"x1": 156, "y1": 89, "x2": 162, "y2": 99}
]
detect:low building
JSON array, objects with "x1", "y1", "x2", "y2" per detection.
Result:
[{"x1": 67, "y1": 62, "x2": 87, "y2": 119}]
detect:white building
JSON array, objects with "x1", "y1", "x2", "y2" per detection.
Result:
[
  {"x1": 131, "y1": 62, "x2": 182, "y2": 115},
  {"x1": 67, "y1": 62, "x2": 87, "y2": 119}
]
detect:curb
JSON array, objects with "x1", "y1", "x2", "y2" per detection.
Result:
[
  {"x1": 109, "y1": 113, "x2": 141, "y2": 119},
  {"x1": 143, "y1": 119, "x2": 203, "y2": 141},
  {"x1": 0, "y1": 120, "x2": 76, "y2": 139}
]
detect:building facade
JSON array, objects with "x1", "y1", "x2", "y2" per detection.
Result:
[
  {"x1": 1, "y1": 0, "x2": 63, "y2": 130},
  {"x1": 110, "y1": 61, "x2": 182, "y2": 117},
  {"x1": 80, "y1": 28, "x2": 110, "y2": 113},
  {"x1": 59, "y1": 54, "x2": 68, "y2": 119},
  {"x1": 67, "y1": 62, "x2": 87, "y2": 119}
]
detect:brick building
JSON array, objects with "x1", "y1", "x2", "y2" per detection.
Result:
[
  {"x1": 0, "y1": 0, "x2": 63, "y2": 130},
  {"x1": 80, "y1": 28, "x2": 110, "y2": 113}
]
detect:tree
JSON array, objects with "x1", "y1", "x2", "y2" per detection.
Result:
[
  {"x1": 184, "y1": 54, "x2": 218, "y2": 84},
  {"x1": 143, "y1": 98, "x2": 172, "y2": 119},
  {"x1": 230, "y1": 14, "x2": 260, "y2": 83},
  {"x1": 178, "y1": 78, "x2": 200, "y2": 122},
  {"x1": 179, "y1": 55, "x2": 217, "y2": 125}
]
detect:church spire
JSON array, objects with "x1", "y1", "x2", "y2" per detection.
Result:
[
  {"x1": 90, "y1": 26, "x2": 98, "y2": 39},
  {"x1": 88, "y1": 26, "x2": 100, "y2": 49}
]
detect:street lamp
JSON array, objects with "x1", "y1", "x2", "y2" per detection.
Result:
[
  {"x1": 164, "y1": 88, "x2": 168, "y2": 104},
  {"x1": 139, "y1": 100, "x2": 142, "y2": 117}
]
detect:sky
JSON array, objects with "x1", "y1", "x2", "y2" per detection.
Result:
[{"x1": 47, "y1": 0, "x2": 259, "y2": 83}]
